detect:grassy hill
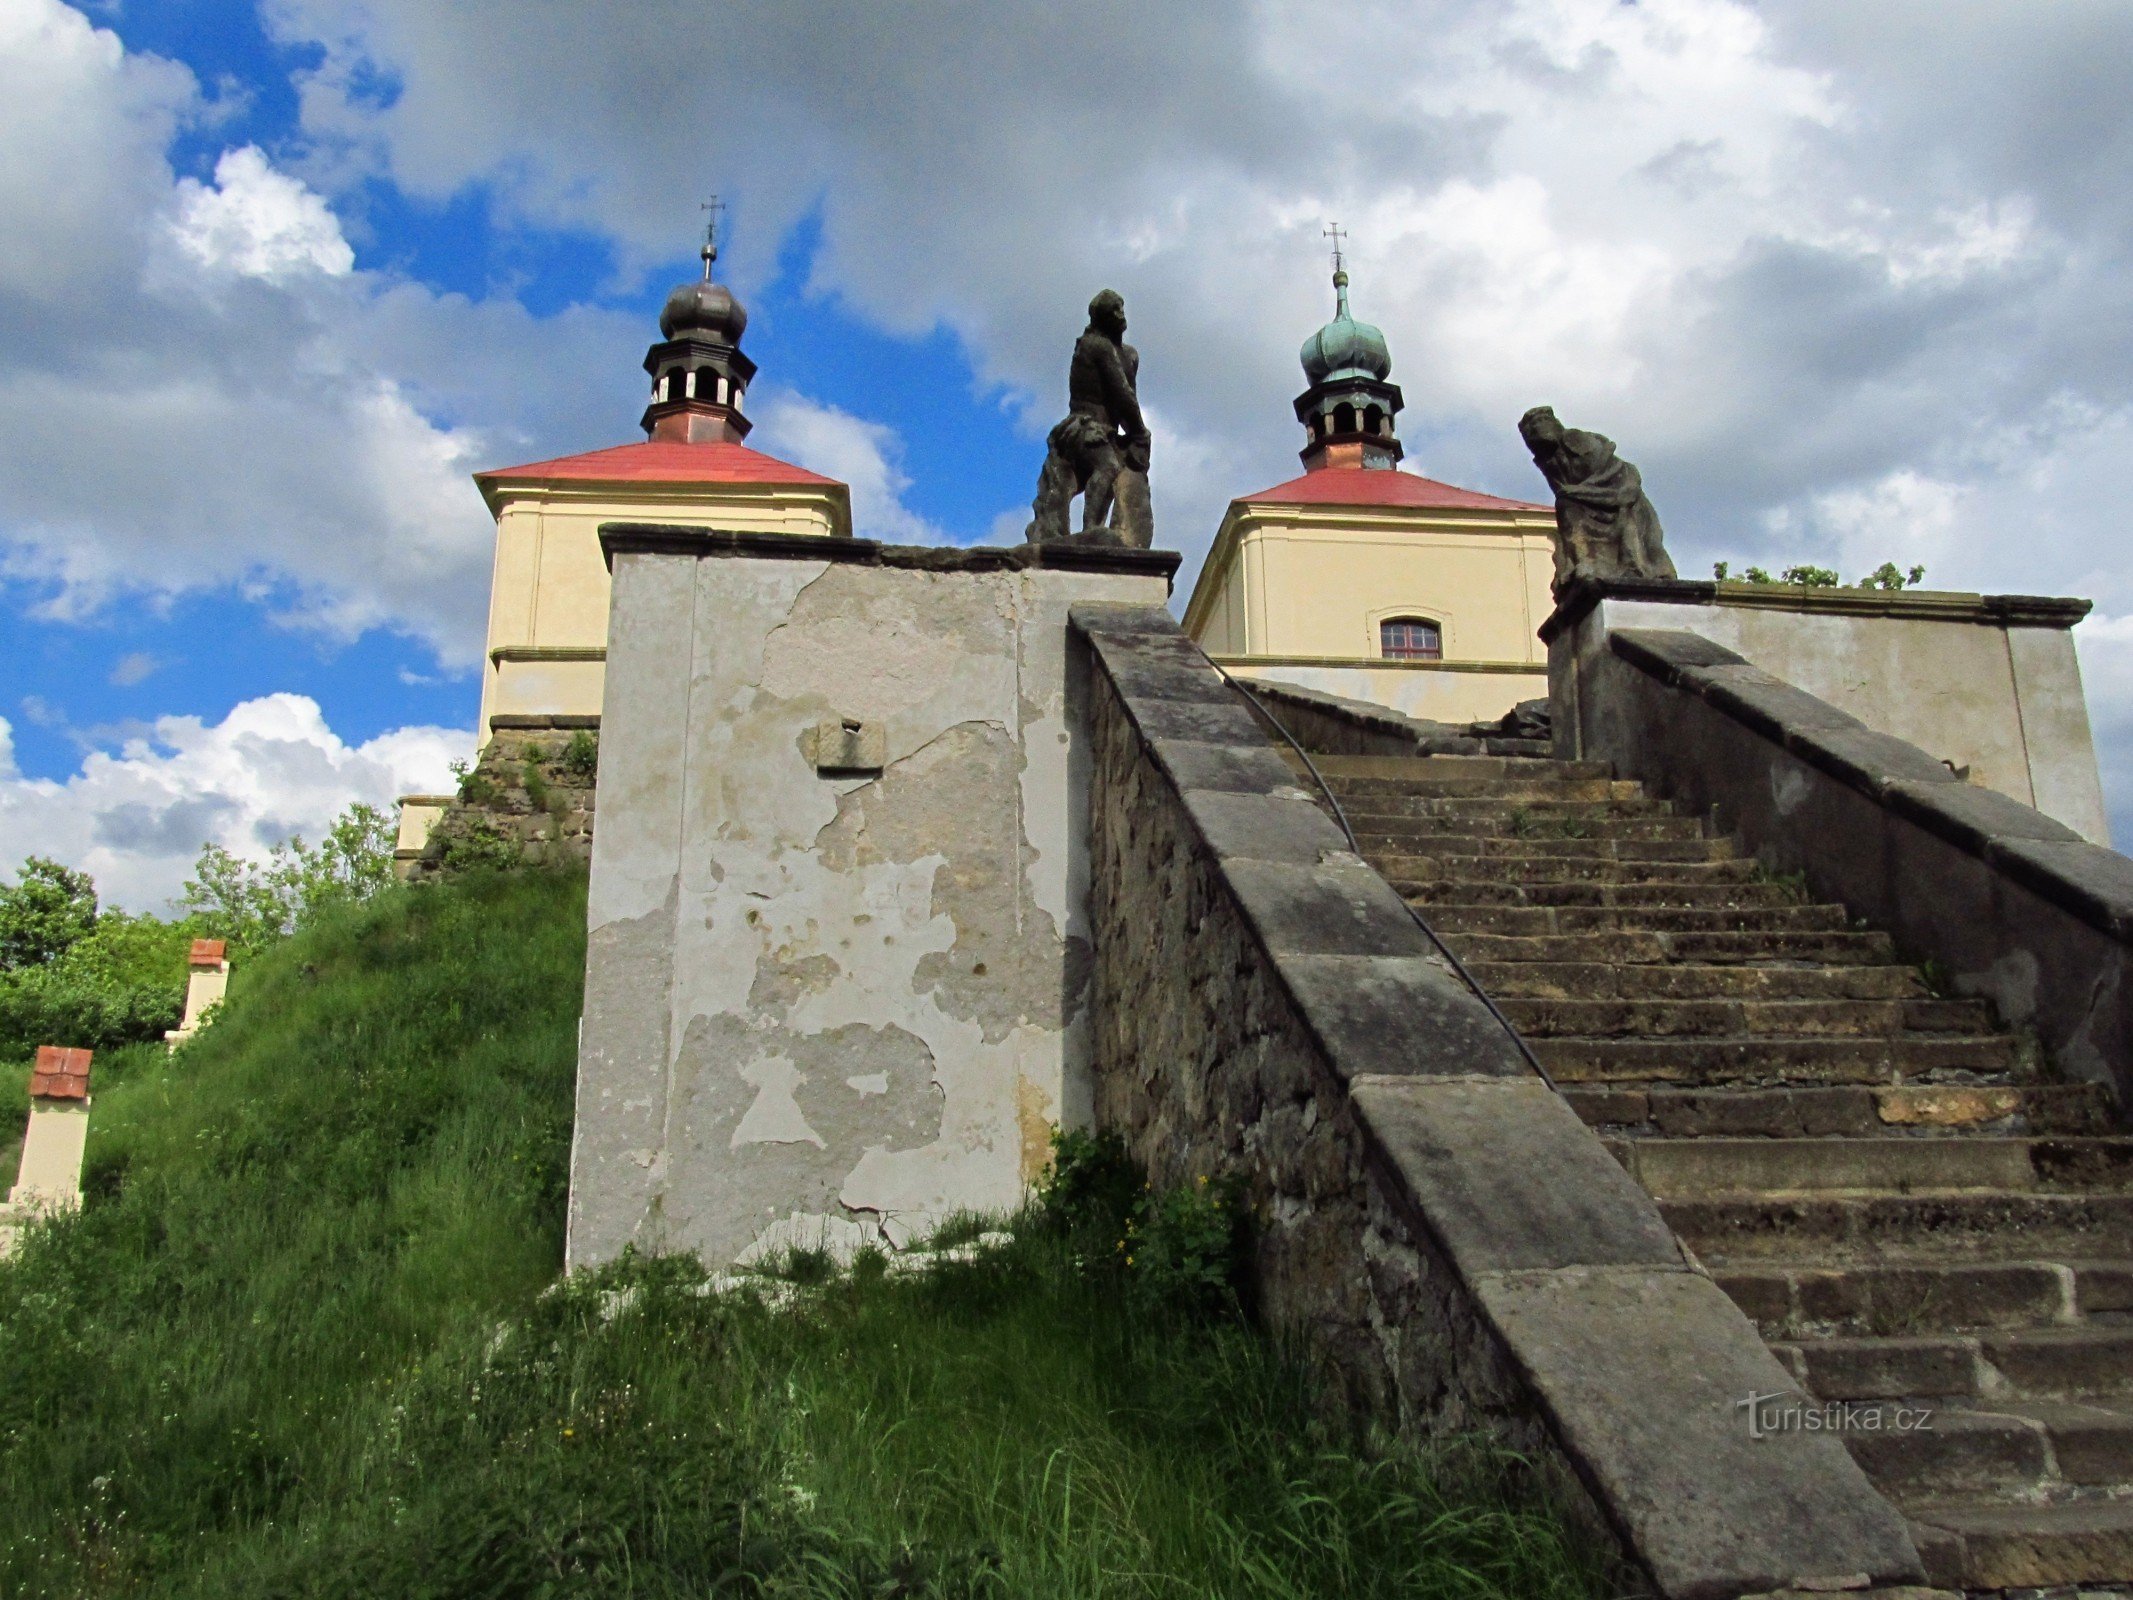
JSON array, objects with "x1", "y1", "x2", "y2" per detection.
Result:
[{"x1": 0, "y1": 868, "x2": 1609, "y2": 1599}]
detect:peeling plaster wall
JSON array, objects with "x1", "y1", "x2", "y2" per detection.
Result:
[{"x1": 568, "y1": 543, "x2": 1170, "y2": 1269}]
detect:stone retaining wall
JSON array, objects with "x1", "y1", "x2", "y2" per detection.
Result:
[
  {"x1": 1072, "y1": 602, "x2": 1924, "y2": 1600},
  {"x1": 1240, "y1": 677, "x2": 1550, "y2": 759},
  {"x1": 405, "y1": 722, "x2": 598, "y2": 881}
]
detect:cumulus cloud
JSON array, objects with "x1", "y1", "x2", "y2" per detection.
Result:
[
  {"x1": 0, "y1": 697, "x2": 467, "y2": 911},
  {"x1": 749, "y1": 392, "x2": 945, "y2": 545},
  {"x1": 241, "y1": 0, "x2": 2133, "y2": 601},
  {"x1": 170, "y1": 144, "x2": 355, "y2": 281},
  {"x1": 0, "y1": 0, "x2": 640, "y2": 663}
]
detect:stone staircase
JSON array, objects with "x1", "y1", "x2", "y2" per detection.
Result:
[{"x1": 1308, "y1": 749, "x2": 2133, "y2": 1596}]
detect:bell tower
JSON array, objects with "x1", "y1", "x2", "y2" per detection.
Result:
[
  {"x1": 1293, "y1": 226, "x2": 1404, "y2": 471},
  {"x1": 641, "y1": 206, "x2": 757, "y2": 444}
]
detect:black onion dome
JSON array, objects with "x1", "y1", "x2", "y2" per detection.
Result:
[{"x1": 659, "y1": 279, "x2": 747, "y2": 343}]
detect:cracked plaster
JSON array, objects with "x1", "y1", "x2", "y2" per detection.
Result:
[{"x1": 568, "y1": 553, "x2": 1166, "y2": 1268}]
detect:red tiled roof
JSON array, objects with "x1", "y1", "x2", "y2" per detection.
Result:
[
  {"x1": 1238, "y1": 467, "x2": 1548, "y2": 513},
  {"x1": 476, "y1": 440, "x2": 843, "y2": 489},
  {"x1": 188, "y1": 939, "x2": 226, "y2": 967},
  {"x1": 29, "y1": 1046, "x2": 90, "y2": 1102}
]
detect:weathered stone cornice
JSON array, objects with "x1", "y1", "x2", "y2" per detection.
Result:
[
  {"x1": 598, "y1": 523, "x2": 1181, "y2": 592},
  {"x1": 1539, "y1": 575, "x2": 2091, "y2": 645}
]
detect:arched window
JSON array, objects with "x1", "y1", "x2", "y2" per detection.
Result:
[
  {"x1": 1380, "y1": 617, "x2": 1442, "y2": 661},
  {"x1": 1333, "y1": 401, "x2": 1357, "y2": 435},
  {"x1": 1364, "y1": 404, "x2": 1385, "y2": 435}
]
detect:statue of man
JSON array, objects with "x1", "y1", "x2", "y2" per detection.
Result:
[
  {"x1": 1027, "y1": 289, "x2": 1153, "y2": 547},
  {"x1": 1518, "y1": 406, "x2": 1676, "y2": 596}
]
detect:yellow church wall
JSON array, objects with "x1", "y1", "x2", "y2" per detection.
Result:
[
  {"x1": 474, "y1": 480, "x2": 848, "y2": 741},
  {"x1": 1183, "y1": 496, "x2": 1558, "y2": 725}
]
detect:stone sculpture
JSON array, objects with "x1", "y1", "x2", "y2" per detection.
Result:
[
  {"x1": 1518, "y1": 406, "x2": 1676, "y2": 595},
  {"x1": 1027, "y1": 289, "x2": 1153, "y2": 548}
]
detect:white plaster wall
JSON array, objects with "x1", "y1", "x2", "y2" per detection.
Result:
[
  {"x1": 1568, "y1": 596, "x2": 2109, "y2": 845},
  {"x1": 9, "y1": 1102, "x2": 87, "y2": 1211},
  {"x1": 569, "y1": 553, "x2": 1167, "y2": 1269}
]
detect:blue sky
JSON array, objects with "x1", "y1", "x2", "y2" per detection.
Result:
[{"x1": 5, "y1": 0, "x2": 2133, "y2": 904}]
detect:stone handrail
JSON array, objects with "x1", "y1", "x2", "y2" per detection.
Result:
[
  {"x1": 1599, "y1": 627, "x2": 2133, "y2": 1112},
  {"x1": 1070, "y1": 602, "x2": 1923, "y2": 1600}
]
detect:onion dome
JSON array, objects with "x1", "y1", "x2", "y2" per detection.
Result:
[
  {"x1": 1291, "y1": 255, "x2": 1404, "y2": 472},
  {"x1": 659, "y1": 278, "x2": 748, "y2": 344},
  {"x1": 640, "y1": 224, "x2": 758, "y2": 445},
  {"x1": 1299, "y1": 270, "x2": 1392, "y2": 386}
]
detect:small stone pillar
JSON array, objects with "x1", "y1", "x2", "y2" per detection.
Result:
[
  {"x1": 2, "y1": 1047, "x2": 93, "y2": 1252},
  {"x1": 165, "y1": 939, "x2": 230, "y2": 1047}
]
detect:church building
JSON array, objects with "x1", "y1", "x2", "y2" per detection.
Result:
[
  {"x1": 471, "y1": 236, "x2": 850, "y2": 744},
  {"x1": 1181, "y1": 258, "x2": 1557, "y2": 725}
]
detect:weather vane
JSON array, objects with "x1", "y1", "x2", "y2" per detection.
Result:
[
  {"x1": 699, "y1": 195, "x2": 727, "y2": 278},
  {"x1": 1323, "y1": 222, "x2": 1347, "y2": 277}
]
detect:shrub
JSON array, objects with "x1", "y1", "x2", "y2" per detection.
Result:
[
  {"x1": 561, "y1": 729, "x2": 599, "y2": 780},
  {"x1": 437, "y1": 817, "x2": 523, "y2": 873},
  {"x1": 521, "y1": 758, "x2": 552, "y2": 813},
  {"x1": 1037, "y1": 1128, "x2": 1248, "y2": 1318}
]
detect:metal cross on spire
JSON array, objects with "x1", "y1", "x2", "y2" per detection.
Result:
[
  {"x1": 699, "y1": 196, "x2": 727, "y2": 279},
  {"x1": 1323, "y1": 222, "x2": 1347, "y2": 277}
]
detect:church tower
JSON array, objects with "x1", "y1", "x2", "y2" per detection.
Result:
[
  {"x1": 1181, "y1": 235, "x2": 1557, "y2": 726},
  {"x1": 641, "y1": 226, "x2": 758, "y2": 444},
  {"x1": 1293, "y1": 245, "x2": 1405, "y2": 472},
  {"x1": 463, "y1": 227, "x2": 850, "y2": 747}
]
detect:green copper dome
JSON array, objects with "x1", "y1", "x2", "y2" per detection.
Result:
[{"x1": 1299, "y1": 270, "x2": 1391, "y2": 386}]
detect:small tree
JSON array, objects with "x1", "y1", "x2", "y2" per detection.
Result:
[
  {"x1": 180, "y1": 802, "x2": 397, "y2": 952},
  {"x1": 0, "y1": 857, "x2": 98, "y2": 971}
]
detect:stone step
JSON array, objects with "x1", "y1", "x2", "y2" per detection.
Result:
[
  {"x1": 1984, "y1": 1326, "x2": 2133, "y2": 1399},
  {"x1": 1533, "y1": 1033, "x2": 2017, "y2": 1085},
  {"x1": 1405, "y1": 878, "x2": 1809, "y2": 909},
  {"x1": 1341, "y1": 794, "x2": 1677, "y2": 822},
  {"x1": 1353, "y1": 833, "x2": 1735, "y2": 864},
  {"x1": 1610, "y1": 1136, "x2": 2133, "y2": 1200},
  {"x1": 1441, "y1": 928, "x2": 1903, "y2": 966},
  {"x1": 1503, "y1": 996, "x2": 1993, "y2": 1039},
  {"x1": 1565, "y1": 1083, "x2": 2116, "y2": 1140},
  {"x1": 1909, "y1": 1495, "x2": 2133, "y2": 1591},
  {"x1": 1474, "y1": 961, "x2": 1927, "y2": 1001},
  {"x1": 1373, "y1": 854, "x2": 1756, "y2": 887},
  {"x1": 1713, "y1": 1259, "x2": 2102, "y2": 1338},
  {"x1": 1302, "y1": 754, "x2": 1610, "y2": 782},
  {"x1": 1843, "y1": 1406, "x2": 2056, "y2": 1498},
  {"x1": 1424, "y1": 903, "x2": 1855, "y2": 937},
  {"x1": 1664, "y1": 1191, "x2": 2133, "y2": 1263},
  {"x1": 1772, "y1": 1325, "x2": 2133, "y2": 1402},
  {"x1": 1997, "y1": 1398, "x2": 2133, "y2": 1485},
  {"x1": 1350, "y1": 812, "x2": 1708, "y2": 842},
  {"x1": 1328, "y1": 776, "x2": 1642, "y2": 804}
]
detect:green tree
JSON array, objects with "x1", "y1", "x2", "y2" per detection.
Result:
[
  {"x1": 0, "y1": 867, "x2": 196, "y2": 1064},
  {"x1": 0, "y1": 857, "x2": 98, "y2": 971},
  {"x1": 180, "y1": 802, "x2": 397, "y2": 953}
]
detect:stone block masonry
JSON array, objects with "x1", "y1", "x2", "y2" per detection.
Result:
[
  {"x1": 1070, "y1": 602, "x2": 1925, "y2": 1600},
  {"x1": 404, "y1": 722, "x2": 600, "y2": 881},
  {"x1": 567, "y1": 528, "x2": 1177, "y2": 1270}
]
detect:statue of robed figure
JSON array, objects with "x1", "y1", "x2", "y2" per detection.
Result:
[
  {"x1": 1026, "y1": 289, "x2": 1153, "y2": 548},
  {"x1": 1518, "y1": 406, "x2": 1676, "y2": 596}
]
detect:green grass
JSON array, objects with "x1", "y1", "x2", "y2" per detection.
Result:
[{"x1": 0, "y1": 867, "x2": 1613, "y2": 1598}]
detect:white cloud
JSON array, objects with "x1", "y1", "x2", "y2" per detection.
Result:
[
  {"x1": 0, "y1": 0, "x2": 637, "y2": 664},
  {"x1": 750, "y1": 392, "x2": 945, "y2": 545},
  {"x1": 0, "y1": 697, "x2": 467, "y2": 911},
  {"x1": 107, "y1": 651, "x2": 165, "y2": 687},
  {"x1": 170, "y1": 144, "x2": 354, "y2": 281}
]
